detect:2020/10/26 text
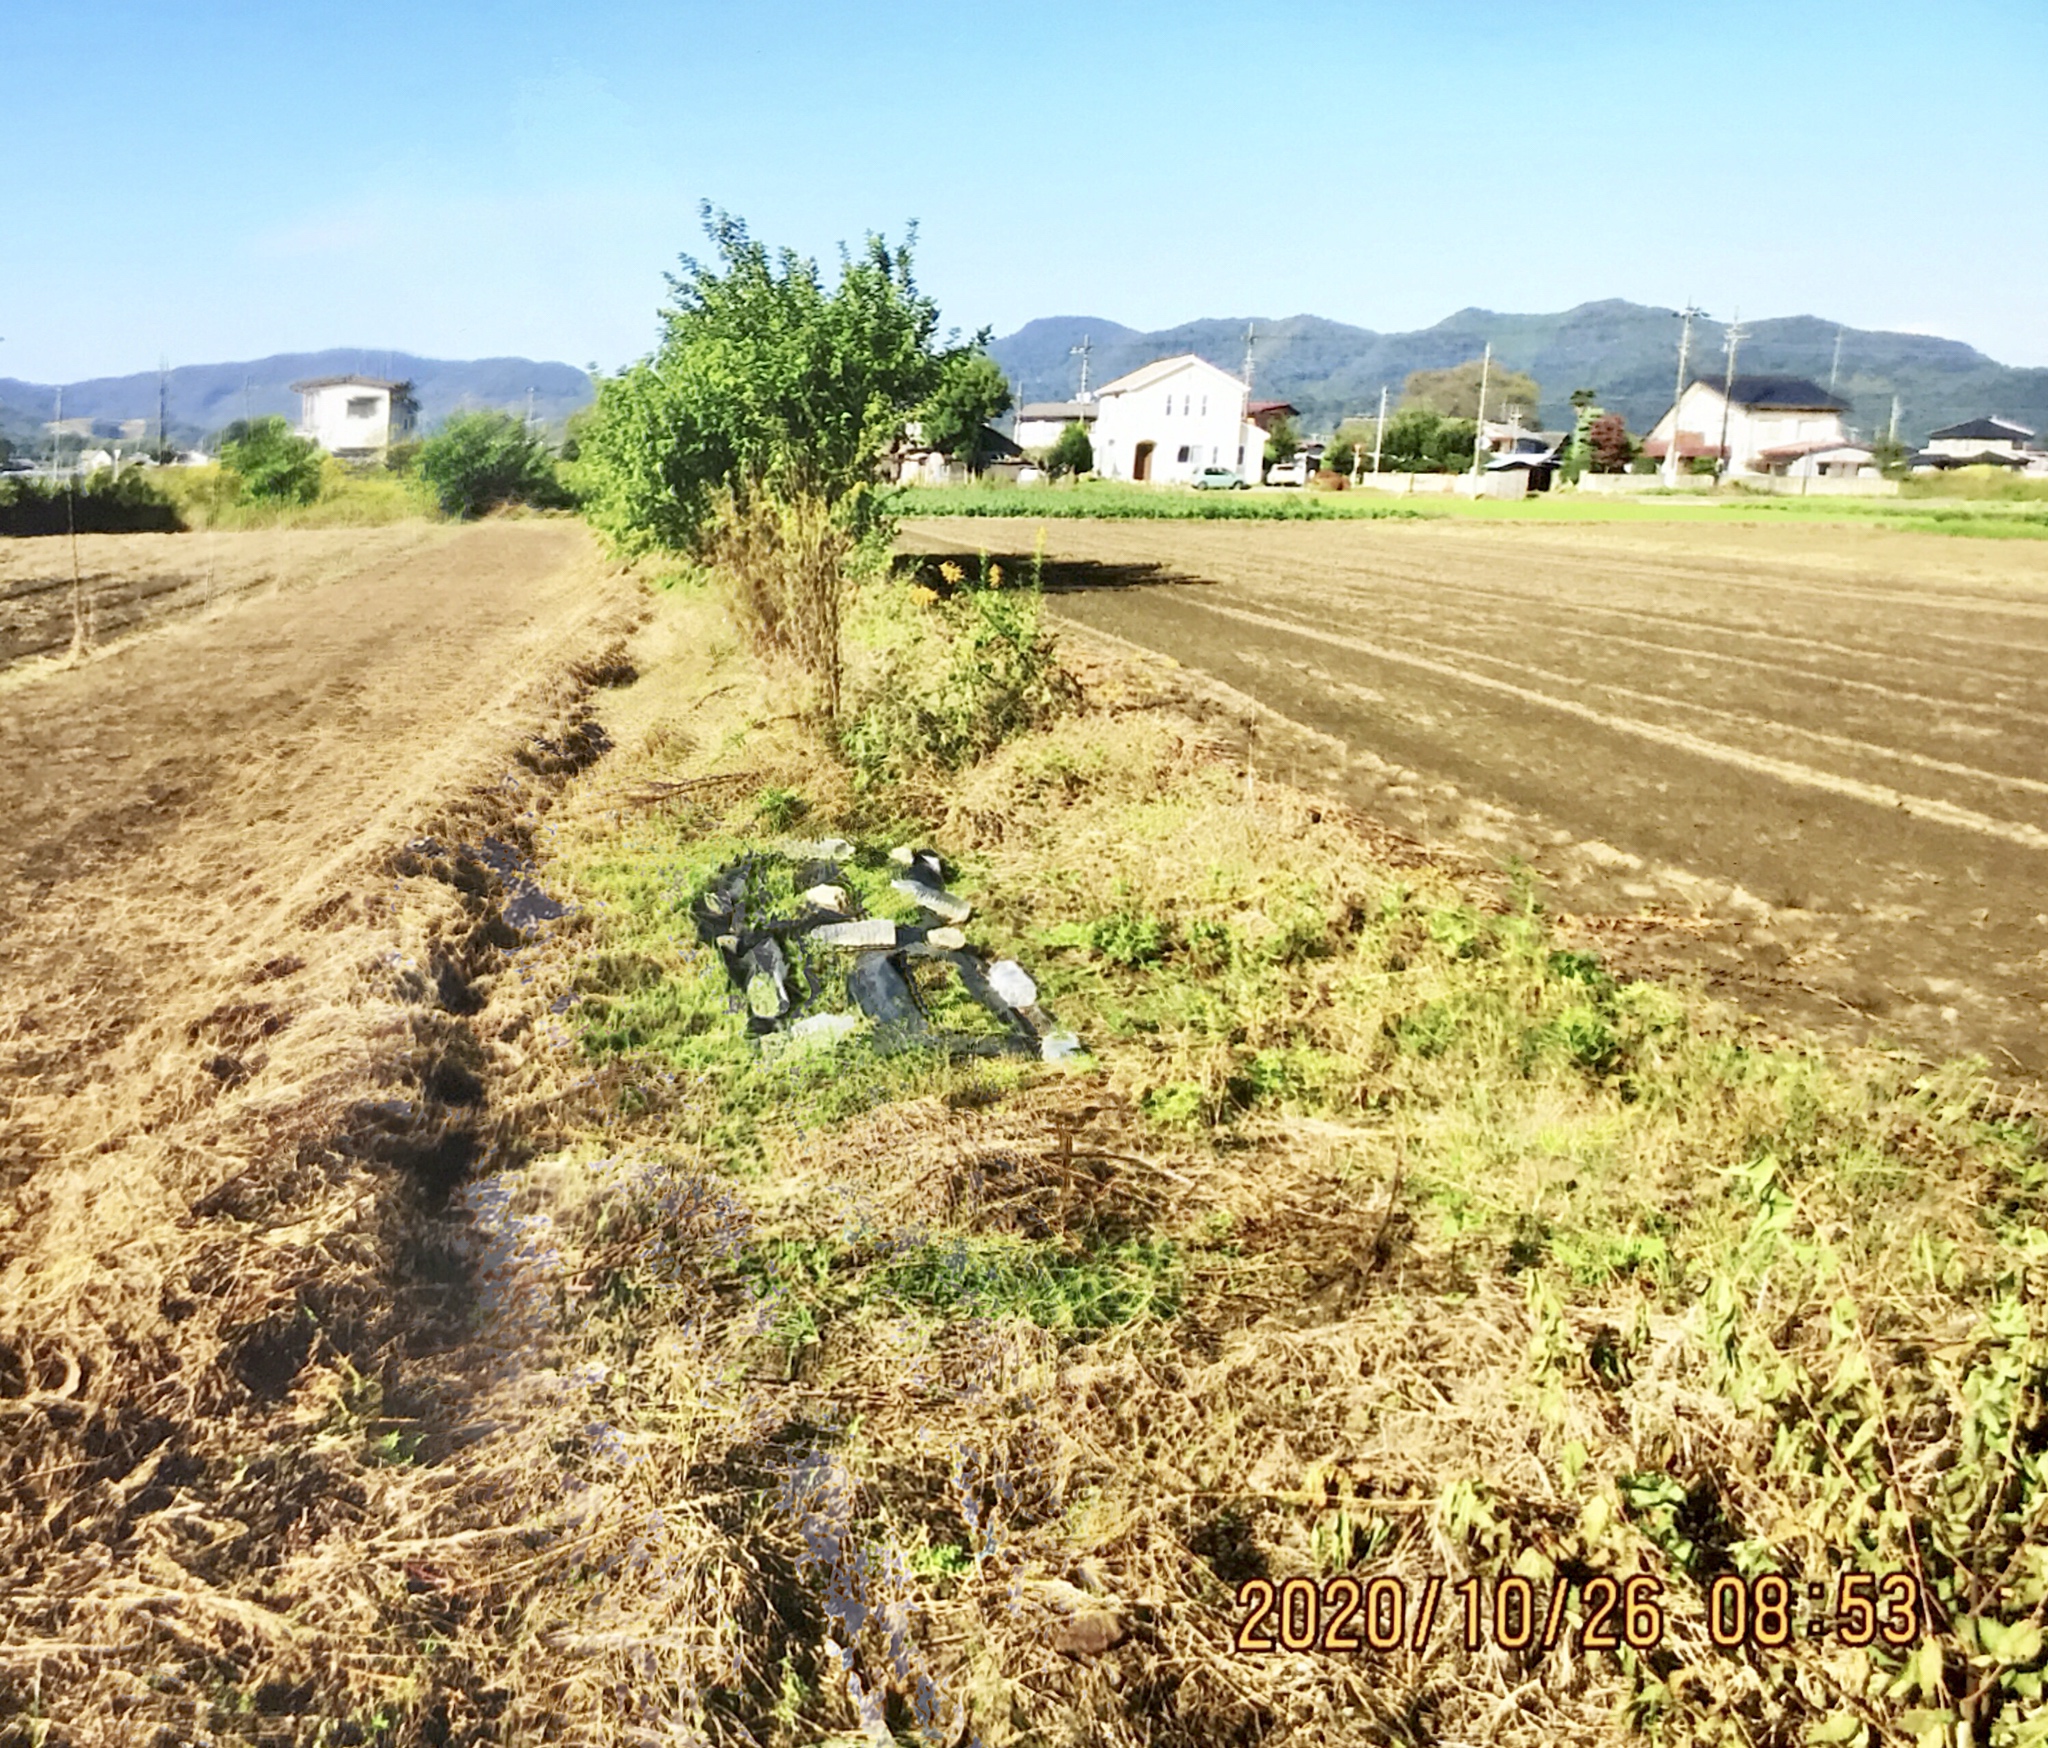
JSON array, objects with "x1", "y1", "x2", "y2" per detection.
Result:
[{"x1": 1232, "y1": 1571, "x2": 1929, "y2": 1656}]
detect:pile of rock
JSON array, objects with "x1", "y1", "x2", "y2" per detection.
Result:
[{"x1": 690, "y1": 841, "x2": 1079, "y2": 1064}]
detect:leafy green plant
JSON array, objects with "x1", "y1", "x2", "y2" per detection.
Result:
[
  {"x1": 841, "y1": 552, "x2": 1078, "y2": 785},
  {"x1": 576, "y1": 204, "x2": 944, "y2": 557},
  {"x1": 417, "y1": 410, "x2": 567, "y2": 518},
  {"x1": 1089, "y1": 910, "x2": 1168, "y2": 968},
  {"x1": 219, "y1": 415, "x2": 324, "y2": 504},
  {"x1": 1047, "y1": 420, "x2": 1094, "y2": 477},
  {"x1": 918, "y1": 348, "x2": 1013, "y2": 469}
]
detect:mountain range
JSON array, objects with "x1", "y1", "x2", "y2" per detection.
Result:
[
  {"x1": 5, "y1": 303, "x2": 2043, "y2": 456},
  {"x1": 0, "y1": 351, "x2": 592, "y2": 450},
  {"x1": 987, "y1": 301, "x2": 2048, "y2": 446}
]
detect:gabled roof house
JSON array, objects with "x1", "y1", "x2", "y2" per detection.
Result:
[
  {"x1": 1090, "y1": 354, "x2": 1265, "y2": 485},
  {"x1": 1912, "y1": 416, "x2": 2038, "y2": 472},
  {"x1": 1644, "y1": 375, "x2": 1865, "y2": 477}
]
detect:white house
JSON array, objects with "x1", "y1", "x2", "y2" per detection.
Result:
[
  {"x1": 1014, "y1": 399, "x2": 1098, "y2": 451},
  {"x1": 290, "y1": 374, "x2": 415, "y2": 459},
  {"x1": 1089, "y1": 355, "x2": 1265, "y2": 485},
  {"x1": 1912, "y1": 417, "x2": 2038, "y2": 473},
  {"x1": 1644, "y1": 375, "x2": 1855, "y2": 479}
]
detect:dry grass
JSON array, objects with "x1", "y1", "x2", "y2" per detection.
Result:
[
  {"x1": 702, "y1": 489, "x2": 851, "y2": 721},
  {"x1": 348, "y1": 575, "x2": 2042, "y2": 1747},
  {"x1": 7, "y1": 550, "x2": 2045, "y2": 1746}
]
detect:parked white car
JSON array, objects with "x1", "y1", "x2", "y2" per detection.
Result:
[{"x1": 1266, "y1": 457, "x2": 1309, "y2": 487}]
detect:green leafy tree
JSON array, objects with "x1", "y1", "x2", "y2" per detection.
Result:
[
  {"x1": 1402, "y1": 359, "x2": 1541, "y2": 422},
  {"x1": 1324, "y1": 436, "x2": 1355, "y2": 476},
  {"x1": 1377, "y1": 408, "x2": 1478, "y2": 473},
  {"x1": 1262, "y1": 413, "x2": 1301, "y2": 466},
  {"x1": 418, "y1": 411, "x2": 566, "y2": 518},
  {"x1": 1047, "y1": 420, "x2": 1093, "y2": 477},
  {"x1": 219, "y1": 416, "x2": 324, "y2": 505},
  {"x1": 918, "y1": 349, "x2": 1013, "y2": 470},
  {"x1": 577, "y1": 205, "x2": 944, "y2": 556},
  {"x1": 1560, "y1": 390, "x2": 1601, "y2": 482}
]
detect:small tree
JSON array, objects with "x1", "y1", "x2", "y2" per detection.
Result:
[
  {"x1": 389, "y1": 380, "x2": 421, "y2": 440},
  {"x1": 577, "y1": 205, "x2": 944, "y2": 555},
  {"x1": 574, "y1": 206, "x2": 947, "y2": 719},
  {"x1": 1324, "y1": 436, "x2": 1355, "y2": 477},
  {"x1": 1375, "y1": 408, "x2": 1479, "y2": 473},
  {"x1": 1587, "y1": 413, "x2": 1633, "y2": 474},
  {"x1": 1870, "y1": 433, "x2": 1911, "y2": 479},
  {"x1": 1263, "y1": 413, "x2": 1301, "y2": 467},
  {"x1": 219, "y1": 416, "x2": 323, "y2": 504},
  {"x1": 1047, "y1": 420, "x2": 1093, "y2": 478},
  {"x1": 418, "y1": 411, "x2": 565, "y2": 518},
  {"x1": 918, "y1": 349, "x2": 1013, "y2": 472}
]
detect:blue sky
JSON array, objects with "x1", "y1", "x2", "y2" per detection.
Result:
[{"x1": 4, "y1": 1, "x2": 2043, "y2": 381}]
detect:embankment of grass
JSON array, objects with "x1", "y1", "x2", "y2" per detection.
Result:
[
  {"x1": 890, "y1": 479, "x2": 1424, "y2": 520},
  {"x1": 153, "y1": 460, "x2": 442, "y2": 530},
  {"x1": 438, "y1": 561, "x2": 2048, "y2": 1747},
  {"x1": 897, "y1": 475, "x2": 2048, "y2": 538}
]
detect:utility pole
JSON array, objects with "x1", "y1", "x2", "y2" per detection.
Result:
[
  {"x1": 1716, "y1": 310, "x2": 1747, "y2": 481},
  {"x1": 158, "y1": 357, "x2": 169, "y2": 462},
  {"x1": 1663, "y1": 305, "x2": 1706, "y2": 488},
  {"x1": 1470, "y1": 341, "x2": 1492, "y2": 475},
  {"x1": 50, "y1": 385, "x2": 61, "y2": 475},
  {"x1": 1241, "y1": 322, "x2": 1256, "y2": 397},
  {"x1": 1070, "y1": 333, "x2": 1092, "y2": 401},
  {"x1": 1828, "y1": 326, "x2": 1846, "y2": 393},
  {"x1": 1371, "y1": 384, "x2": 1388, "y2": 474},
  {"x1": 1889, "y1": 395, "x2": 1901, "y2": 445},
  {"x1": 525, "y1": 386, "x2": 535, "y2": 430}
]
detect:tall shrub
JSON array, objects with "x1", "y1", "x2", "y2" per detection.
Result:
[
  {"x1": 576, "y1": 206, "x2": 950, "y2": 716},
  {"x1": 1047, "y1": 421, "x2": 1093, "y2": 477},
  {"x1": 418, "y1": 411, "x2": 565, "y2": 518},
  {"x1": 219, "y1": 416, "x2": 323, "y2": 504},
  {"x1": 577, "y1": 205, "x2": 945, "y2": 556}
]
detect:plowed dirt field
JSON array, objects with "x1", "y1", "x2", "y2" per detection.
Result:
[
  {"x1": 0, "y1": 518, "x2": 634, "y2": 1267},
  {"x1": 902, "y1": 515, "x2": 2048, "y2": 1078}
]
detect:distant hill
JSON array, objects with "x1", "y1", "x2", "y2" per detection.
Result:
[
  {"x1": 0, "y1": 351, "x2": 594, "y2": 450},
  {"x1": 991, "y1": 302, "x2": 2048, "y2": 445}
]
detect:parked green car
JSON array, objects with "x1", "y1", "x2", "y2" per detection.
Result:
[{"x1": 1190, "y1": 466, "x2": 1249, "y2": 490}]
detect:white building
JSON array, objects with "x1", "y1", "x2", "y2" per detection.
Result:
[
  {"x1": 1912, "y1": 417, "x2": 2038, "y2": 473},
  {"x1": 1644, "y1": 375, "x2": 1856, "y2": 479},
  {"x1": 1089, "y1": 355, "x2": 1265, "y2": 485},
  {"x1": 290, "y1": 374, "x2": 415, "y2": 459},
  {"x1": 1014, "y1": 399, "x2": 1098, "y2": 451}
]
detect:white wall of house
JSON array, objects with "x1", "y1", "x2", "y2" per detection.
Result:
[
  {"x1": 1925, "y1": 430, "x2": 2029, "y2": 459},
  {"x1": 1646, "y1": 382, "x2": 1848, "y2": 477},
  {"x1": 1773, "y1": 444, "x2": 1877, "y2": 479},
  {"x1": 1090, "y1": 356, "x2": 1258, "y2": 484},
  {"x1": 1015, "y1": 405, "x2": 1098, "y2": 449},
  {"x1": 299, "y1": 381, "x2": 394, "y2": 455},
  {"x1": 1015, "y1": 416, "x2": 1073, "y2": 449}
]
